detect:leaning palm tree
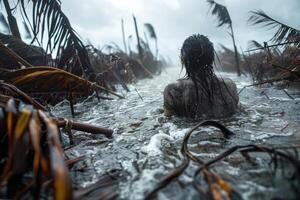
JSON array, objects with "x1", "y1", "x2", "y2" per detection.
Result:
[
  {"x1": 0, "y1": 0, "x2": 21, "y2": 39},
  {"x1": 0, "y1": 0, "x2": 94, "y2": 79},
  {"x1": 1, "y1": 5, "x2": 32, "y2": 39},
  {"x1": 248, "y1": 10, "x2": 300, "y2": 48},
  {"x1": 133, "y1": 15, "x2": 143, "y2": 62},
  {"x1": 144, "y1": 23, "x2": 158, "y2": 59},
  {"x1": 207, "y1": 0, "x2": 241, "y2": 76}
]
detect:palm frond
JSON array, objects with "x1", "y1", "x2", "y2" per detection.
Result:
[
  {"x1": 0, "y1": 67, "x2": 124, "y2": 98},
  {"x1": 248, "y1": 40, "x2": 263, "y2": 49},
  {"x1": 144, "y1": 23, "x2": 159, "y2": 59},
  {"x1": 139, "y1": 37, "x2": 151, "y2": 53},
  {"x1": 144, "y1": 23, "x2": 157, "y2": 40},
  {"x1": 207, "y1": 0, "x2": 231, "y2": 27},
  {"x1": 219, "y1": 44, "x2": 234, "y2": 53},
  {"x1": 0, "y1": 13, "x2": 10, "y2": 34},
  {"x1": 109, "y1": 42, "x2": 124, "y2": 53},
  {"x1": 16, "y1": 0, "x2": 94, "y2": 78},
  {"x1": 22, "y1": 21, "x2": 32, "y2": 39},
  {"x1": 248, "y1": 10, "x2": 300, "y2": 47}
]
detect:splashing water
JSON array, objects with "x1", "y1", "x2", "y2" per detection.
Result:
[{"x1": 51, "y1": 66, "x2": 300, "y2": 200}]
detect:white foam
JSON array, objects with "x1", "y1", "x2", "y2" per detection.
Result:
[
  {"x1": 191, "y1": 152, "x2": 219, "y2": 158},
  {"x1": 251, "y1": 131, "x2": 294, "y2": 141},
  {"x1": 125, "y1": 167, "x2": 165, "y2": 200},
  {"x1": 225, "y1": 166, "x2": 240, "y2": 176},
  {"x1": 239, "y1": 181, "x2": 275, "y2": 200},
  {"x1": 163, "y1": 122, "x2": 189, "y2": 140},
  {"x1": 198, "y1": 141, "x2": 221, "y2": 146},
  {"x1": 141, "y1": 131, "x2": 174, "y2": 156}
]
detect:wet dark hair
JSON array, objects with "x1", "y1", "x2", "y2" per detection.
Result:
[{"x1": 180, "y1": 34, "x2": 215, "y2": 103}]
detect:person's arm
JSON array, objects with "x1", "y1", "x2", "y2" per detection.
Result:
[{"x1": 163, "y1": 83, "x2": 176, "y2": 117}]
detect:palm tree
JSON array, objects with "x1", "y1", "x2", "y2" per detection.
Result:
[
  {"x1": 133, "y1": 15, "x2": 143, "y2": 62},
  {"x1": 144, "y1": 23, "x2": 158, "y2": 59},
  {"x1": 207, "y1": 0, "x2": 241, "y2": 76},
  {"x1": 1, "y1": 0, "x2": 21, "y2": 39},
  {"x1": 248, "y1": 10, "x2": 300, "y2": 48},
  {"x1": 0, "y1": 0, "x2": 94, "y2": 79}
]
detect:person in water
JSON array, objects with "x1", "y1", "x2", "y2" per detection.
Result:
[{"x1": 163, "y1": 34, "x2": 239, "y2": 118}]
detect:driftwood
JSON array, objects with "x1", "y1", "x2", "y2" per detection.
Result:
[{"x1": 55, "y1": 118, "x2": 113, "y2": 138}]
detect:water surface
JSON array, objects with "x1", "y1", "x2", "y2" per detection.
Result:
[{"x1": 51, "y1": 66, "x2": 300, "y2": 200}]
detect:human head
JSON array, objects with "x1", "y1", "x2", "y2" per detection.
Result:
[{"x1": 180, "y1": 34, "x2": 214, "y2": 79}]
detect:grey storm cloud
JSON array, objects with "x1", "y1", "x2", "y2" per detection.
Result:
[{"x1": 61, "y1": 0, "x2": 300, "y2": 64}]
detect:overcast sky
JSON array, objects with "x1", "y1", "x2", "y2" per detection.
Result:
[{"x1": 24, "y1": 0, "x2": 300, "y2": 63}]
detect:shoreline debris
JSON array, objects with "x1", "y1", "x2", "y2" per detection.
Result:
[{"x1": 0, "y1": 97, "x2": 119, "y2": 199}]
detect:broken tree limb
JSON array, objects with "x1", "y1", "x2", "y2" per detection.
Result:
[
  {"x1": 54, "y1": 119, "x2": 113, "y2": 138},
  {"x1": 66, "y1": 155, "x2": 85, "y2": 166}
]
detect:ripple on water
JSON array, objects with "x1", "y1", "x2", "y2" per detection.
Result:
[{"x1": 52, "y1": 67, "x2": 300, "y2": 199}]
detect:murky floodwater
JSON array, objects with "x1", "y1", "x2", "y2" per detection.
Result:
[{"x1": 51, "y1": 66, "x2": 300, "y2": 200}]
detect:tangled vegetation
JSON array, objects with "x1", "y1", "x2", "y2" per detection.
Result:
[
  {"x1": 216, "y1": 9, "x2": 300, "y2": 90},
  {"x1": 0, "y1": 0, "x2": 299, "y2": 199}
]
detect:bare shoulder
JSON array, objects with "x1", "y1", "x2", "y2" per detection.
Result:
[
  {"x1": 164, "y1": 79, "x2": 193, "y2": 93},
  {"x1": 163, "y1": 79, "x2": 193, "y2": 117},
  {"x1": 216, "y1": 77, "x2": 238, "y2": 93},
  {"x1": 217, "y1": 77, "x2": 236, "y2": 86},
  {"x1": 214, "y1": 77, "x2": 239, "y2": 103}
]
